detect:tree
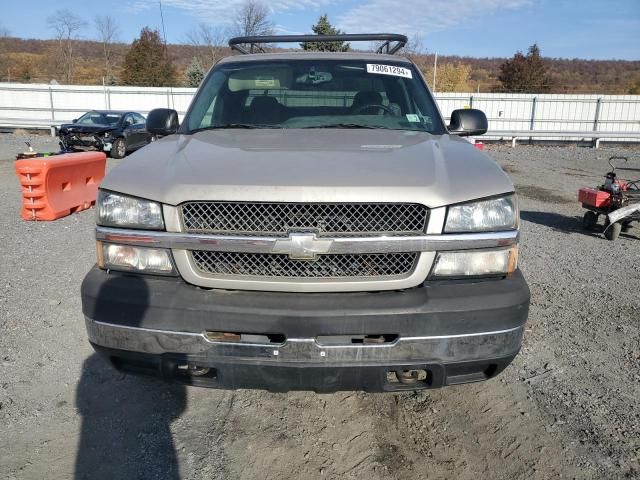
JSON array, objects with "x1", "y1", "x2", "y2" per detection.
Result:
[
  {"x1": 184, "y1": 57, "x2": 204, "y2": 87},
  {"x1": 121, "y1": 27, "x2": 176, "y2": 86},
  {"x1": 402, "y1": 34, "x2": 425, "y2": 59},
  {"x1": 629, "y1": 76, "x2": 640, "y2": 95},
  {"x1": 401, "y1": 33, "x2": 431, "y2": 73},
  {"x1": 18, "y1": 65, "x2": 33, "y2": 82},
  {"x1": 47, "y1": 9, "x2": 87, "y2": 83},
  {"x1": 0, "y1": 22, "x2": 10, "y2": 37},
  {"x1": 302, "y1": 14, "x2": 349, "y2": 52},
  {"x1": 0, "y1": 23, "x2": 10, "y2": 81},
  {"x1": 425, "y1": 63, "x2": 472, "y2": 92},
  {"x1": 498, "y1": 44, "x2": 552, "y2": 93},
  {"x1": 95, "y1": 15, "x2": 119, "y2": 81},
  {"x1": 233, "y1": 0, "x2": 274, "y2": 52},
  {"x1": 186, "y1": 23, "x2": 226, "y2": 69},
  {"x1": 105, "y1": 73, "x2": 118, "y2": 86}
]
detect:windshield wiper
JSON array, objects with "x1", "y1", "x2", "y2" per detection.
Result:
[
  {"x1": 190, "y1": 123, "x2": 282, "y2": 133},
  {"x1": 301, "y1": 123, "x2": 385, "y2": 129}
]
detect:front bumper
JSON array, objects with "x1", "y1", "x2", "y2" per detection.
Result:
[
  {"x1": 81, "y1": 267, "x2": 530, "y2": 392},
  {"x1": 59, "y1": 134, "x2": 111, "y2": 152}
]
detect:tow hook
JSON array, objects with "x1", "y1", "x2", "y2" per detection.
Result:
[
  {"x1": 394, "y1": 369, "x2": 428, "y2": 385},
  {"x1": 177, "y1": 363, "x2": 210, "y2": 376},
  {"x1": 189, "y1": 364, "x2": 210, "y2": 376}
]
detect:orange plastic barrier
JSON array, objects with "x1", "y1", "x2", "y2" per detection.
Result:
[{"x1": 15, "y1": 152, "x2": 107, "y2": 221}]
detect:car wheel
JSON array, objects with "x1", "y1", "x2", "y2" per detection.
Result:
[
  {"x1": 110, "y1": 138, "x2": 127, "y2": 159},
  {"x1": 582, "y1": 211, "x2": 598, "y2": 230},
  {"x1": 604, "y1": 221, "x2": 622, "y2": 241}
]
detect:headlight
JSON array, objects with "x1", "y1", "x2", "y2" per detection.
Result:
[
  {"x1": 431, "y1": 247, "x2": 518, "y2": 278},
  {"x1": 97, "y1": 242, "x2": 176, "y2": 275},
  {"x1": 97, "y1": 190, "x2": 164, "y2": 230},
  {"x1": 445, "y1": 195, "x2": 517, "y2": 233}
]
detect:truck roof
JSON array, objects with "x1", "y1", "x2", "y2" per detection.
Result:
[{"x1": 217, "y1": 51, "x2": 414, "y2": 65}]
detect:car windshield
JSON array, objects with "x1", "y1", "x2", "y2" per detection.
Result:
[
  {"x1": 185, "y1": 59, "x2": 445, "y2": 134},
  {"x1": 76, "y1": 112, "x2": 122, "y2": 126}
]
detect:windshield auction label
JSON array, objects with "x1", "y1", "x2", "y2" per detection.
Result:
[
  {"x1": 255, "y1": 76, "x2": 276, "y2": 87},
  {"x1": 366, "y1": 64, "x2": 412, "y2": 79}
]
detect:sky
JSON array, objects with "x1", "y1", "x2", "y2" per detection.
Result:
[{"x1": 1, "y1": 0, "x2": 639, "y2": 59}]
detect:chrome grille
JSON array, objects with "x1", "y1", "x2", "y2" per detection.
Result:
[
  {"x1": 191, "y1": 251, "x2": 418, "y2": 279},
  {"x1": 181, "y1": 202, "x2": 428, "y2": 237}
]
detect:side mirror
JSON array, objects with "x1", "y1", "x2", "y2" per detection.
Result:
[
  {"x1": 72, "y1": 119, "x2": 78, "y2": 123},
  {"x1": 448, "y1": 109, "x2": 488, "y2": 137},
  {"x1": 146, "y1": 108, "x2": 179, "y2": 136}
]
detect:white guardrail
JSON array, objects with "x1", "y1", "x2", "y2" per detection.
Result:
[{"x1": 0, "y1": 83, "x2": 639, "y2": 147}]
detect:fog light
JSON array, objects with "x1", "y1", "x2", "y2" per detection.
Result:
[
  {"x1": 98, "y1": 242, "x2": 176, "y2": 275},
  {"x1": 431, "y1": 247, "x2": 517, "y2": 278}
]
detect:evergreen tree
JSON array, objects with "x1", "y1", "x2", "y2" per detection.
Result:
[
  {"x1": 498, "y1": 44, "x2": 552, "y2": 93},
  {"x1": 121, "y1": 27, "x2": 176, "y2": 87},
  {"x1": 302, "y1": 15, "x2": 350, "y2": 52},
  {"x1": 184, "y1": 57, "x2": 204, "y2": 87}
]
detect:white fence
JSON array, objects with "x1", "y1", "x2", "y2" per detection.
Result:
[
  {"x1": 1, "y1": 83, "x2": 639, "y2": 143},
  {"x1": 435, "y1": 92, "x2": 640, "y2": 133},
  {"x1": 0, "y1": 83, "x2": 194, "y2": 126}
]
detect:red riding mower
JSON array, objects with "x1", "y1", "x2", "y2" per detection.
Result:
[{"x1": 579, "y1": 156, "x2": 640, "y2": 241}]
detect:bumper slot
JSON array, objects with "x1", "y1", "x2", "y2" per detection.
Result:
[
  {"x1": 445, "y1": 361, "x2": 500, "y2": 385},
  {"x1": 204, "y1": 331, "x2": 286, "y2": 345},
  {"x1": 316, "y1": 334, "x2": 399, "y2": 346}
]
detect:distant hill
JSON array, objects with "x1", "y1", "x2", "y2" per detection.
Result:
[
  {"x1": 0, "y1": 37, "x2": 203, "y2": 86},
  {"x1": 433, "y1": 55, "x2": 640, "y2": 94},
  {"x1": 0, "y1": 36, "x2": 638, "y2": 94}
]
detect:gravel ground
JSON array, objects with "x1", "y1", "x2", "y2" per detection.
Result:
[
  {"x1": 0, "y1": 132, "x2": 60, "y2": 159},
  {"x1": 0, "y1": 134, "x2": 639, "y2": 480}
]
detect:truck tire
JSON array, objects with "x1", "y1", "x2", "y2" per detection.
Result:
[{"x1": 604, "y1": 222, "x2": 622, "y2": 241}]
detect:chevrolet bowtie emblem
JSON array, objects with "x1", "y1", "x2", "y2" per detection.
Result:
[{"x1": 272, "y1": 233, "x2": 333, "y2": 260}]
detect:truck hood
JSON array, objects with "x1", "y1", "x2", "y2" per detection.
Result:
[{"x1": 101, "y1": 129, "x2": 513, "y2": 208}]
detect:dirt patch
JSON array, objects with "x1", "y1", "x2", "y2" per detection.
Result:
[
  {"x1": 517, "y1": 185, "x2": 573, "y2": 204},
  {"x1": 501, "y1": 164, "x2": 519, "y2": 174},
  {"x1": 563, "y1": 170, "x2": 598, "y2": 180}
]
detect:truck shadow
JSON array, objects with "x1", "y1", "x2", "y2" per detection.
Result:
[
  {"x1": 74, "y1": 276, "x2": 187, "y2": 480},
  {"x1": 521, "y1": 210, "x2": 639, "y2": 240},
  {"x1": 520, "y1": 210, "x2": 601, "y2": 237}
]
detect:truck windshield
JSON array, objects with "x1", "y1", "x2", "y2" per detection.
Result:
[{"x1": 185, "y1": 60, "x2": 445, "y2": 134}]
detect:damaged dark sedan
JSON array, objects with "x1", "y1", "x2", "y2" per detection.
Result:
[{"x1": 58, "y1": 110, "x2": 152, "y2": 159}]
